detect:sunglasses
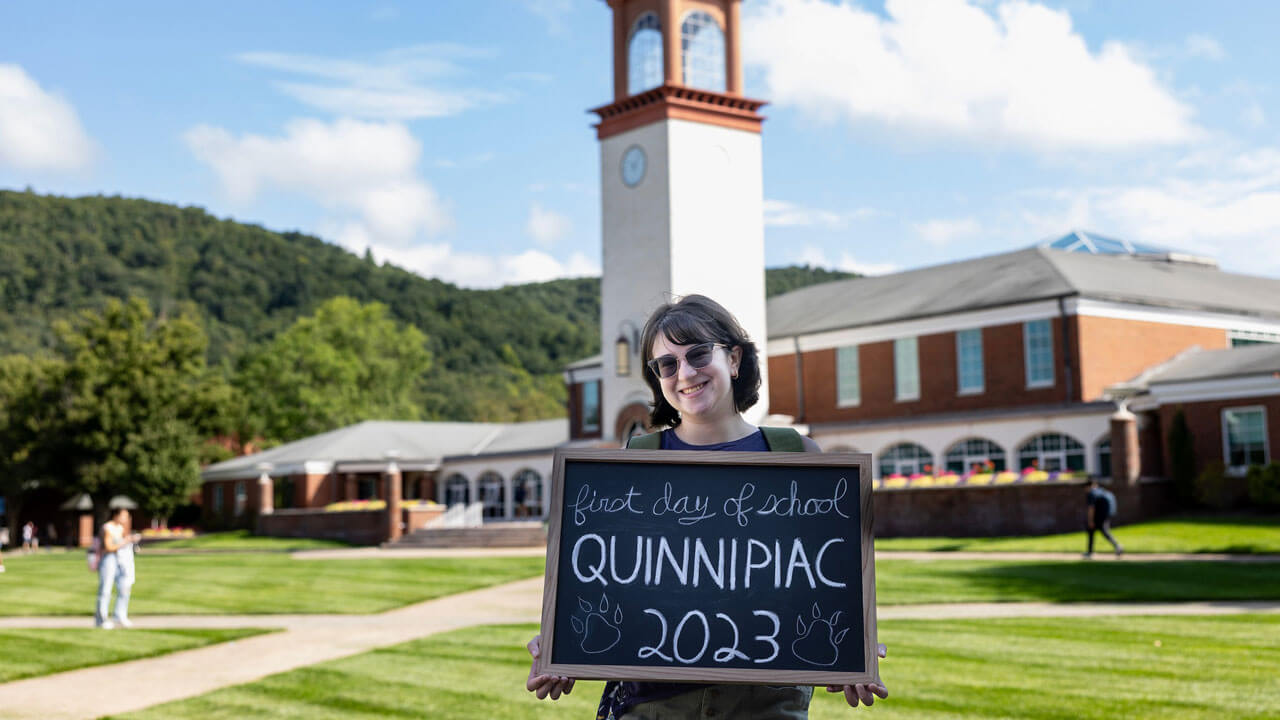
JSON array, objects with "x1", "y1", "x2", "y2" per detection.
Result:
[{"x1": 646, "y1": 342, "x2": 726, "y2": 379}]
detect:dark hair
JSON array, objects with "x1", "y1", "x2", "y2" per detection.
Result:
[{"x1": 640, "y1": 294, "x2": 761, "y2": 428}]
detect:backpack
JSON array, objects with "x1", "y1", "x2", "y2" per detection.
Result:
[
  {"x1": 625, "y1": 426, "x2": 806, "y2": 452},
  {"x1": 87, "y1": 537, "x2": 102, "y2": 572}
]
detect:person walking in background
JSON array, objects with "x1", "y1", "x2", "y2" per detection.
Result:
[
  {"x1": 1084, "y1": 480, "x2": 1124, "y2": 558},
  {"x1": 21, "y1": 521, "x2": 37, "y2": 553},
  {"x1": 96, "y1": 508, "x2": 141, "y2": 628}
]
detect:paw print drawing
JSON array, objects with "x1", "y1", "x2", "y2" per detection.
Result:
[
  {"x1": 570, "y1": 593, "x2": 623, "y2": 654},
  {"x1": 791, "y1": 603, "x2": 849, "y2": 667}
]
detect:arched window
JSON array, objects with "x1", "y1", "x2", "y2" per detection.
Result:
[
  {"x1": 513, "y1": 468, "x2": 543, "y2": 518},
  {"x1": 1017, "y1": 433, "x2": 1085, "y2": 472},
  {"x1": 479, "y1": 471, "x2": 506, "y2": 519},
  {"x1": 629, "y1": 13, "x2": 663, "y2": 95},
  {"x1": 681, "y1": 11, "x2": 725, "y2": 91},
  {"x1": 944, "y1": 438, "x2": 1006, "y2": 474},
  {"x1": 879, "y1": 443, "x2": 933, "y2": 478},
  {"x1": 444, "y1": 473, "x2": 470, "y2": 506},
  {"x1": 1096, "y1": 438, "x2": 1111, "y2": 479}
]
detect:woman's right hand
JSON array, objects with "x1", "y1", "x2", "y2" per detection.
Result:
[{"x1": 526, "y1": 634, "x2": 576, "y2": 700}]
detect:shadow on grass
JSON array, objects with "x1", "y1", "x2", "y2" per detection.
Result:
[{"x1": 905, "y1": 560, "x2": 1280, "y2": 604}]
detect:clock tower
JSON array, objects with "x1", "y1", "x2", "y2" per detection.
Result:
[{"x1": 594, "y1": 0, "x2": 769, "y2": 442}]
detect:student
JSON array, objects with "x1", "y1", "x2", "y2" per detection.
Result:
[
  {"x1": 96, "y1": 508, "x2": 142, "y2": 628},
  {"x1": 526, "y1": 295, "x2": 888, "y2": 717},
  {"x1": 1084, "y1": 479, "x2": 1123, "y2": 558}
]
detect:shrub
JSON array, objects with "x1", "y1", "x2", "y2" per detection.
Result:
[
  {"x1": 1167, "y1": 408, "x2": 1197, "y2": 503},
  {"x1": 1194, "y1": 461, "x2": 1234, "y2": 509},
  {"x1": 1247, "y1": 463, "x2": 1280, "y2": 510}
]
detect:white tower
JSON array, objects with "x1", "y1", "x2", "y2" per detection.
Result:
[{"x1": 595, "y1": 0, "x2": 769, "y2": 442}]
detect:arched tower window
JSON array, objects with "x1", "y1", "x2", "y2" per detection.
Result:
[
  {"x1": 629, "y1": 13, "x2": 663, "y2": 95},
  {"x1": 681, "y1": 11, "x2": 725, "y2": 91},
  {"x1": 1017, "y1": 433, "x2": 1085, "y2": 472},
  {"x1": 879, "y1": 442, "x2": 933, "y2": 478}
]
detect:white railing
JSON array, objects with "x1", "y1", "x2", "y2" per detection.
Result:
[{"x1": 427, "y1": 501, "x2": 485, "y2": 528}]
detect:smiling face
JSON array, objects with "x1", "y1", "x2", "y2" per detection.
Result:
[{"x1": 649, "y1": 334, "x2": 742, "y2": 423}]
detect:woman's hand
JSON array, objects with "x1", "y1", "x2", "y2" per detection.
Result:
[
  {"x1": 825, "y1": 643, "x2": 888, "y2": 708},
  {"x1": 526, "y1": 634, "x2": 575, "y2": 700}
]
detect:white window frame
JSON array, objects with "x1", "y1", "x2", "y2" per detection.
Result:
[
  {"x1": 955, "y1": 328, "x2": 984, "y2": 395},
  {"x1": 894, "y1": 337, "x2": 920, "y2": 402},
  {"x1": 1023, "y1": 319, "x2": 1055, "y2": 388},
  {"x1": 1221, "y1": 406, "x2": 1270, "y2": 476},
  {"x1": 836, "y1": 344, "x2": 861, "y2": 407},
  {"x1": 680, "y1": 10, "x2": 726, "y2": 91},
  {"x1": 628, "y1": 12, "x2": 663, "y2": 95}
]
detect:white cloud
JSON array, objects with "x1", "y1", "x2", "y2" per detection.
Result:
[
  {"x1": 1019, "y1": 146, "x2": 1280, "y2": 273},
  {"x1": 794, "y1": 244, "x2": 899, "y2": 276},
  {"x1": 744, "y1": 0, "x2": 1198, "y2": 152},
  {"x1": 185, "y1": 117, "x2": 450, "y2": 245},
  {"x1": 526, "y1": 202, "x2": 572, "y2": 247},
  {"x1": 521, "y1": 0, "x2": 574, "y2": 34},
  {"x1": 913, "y1": 217, "x2": 982, "y2": 246},
  {"x1": 1185, "y1": 33, "x2": 1225, "y2": 61},
  {"x1": 764, "y1": 199, "x2": 875, "y2": 228},
  {"x1": 0, "y1": 64, "x2": 96, "y2": 172},
  {"x1": 363, "y1": 241, "x2": 599, "y2": 288},
  {"x1": 237, "y1": 46, "x2": 504, "y2": 120}
]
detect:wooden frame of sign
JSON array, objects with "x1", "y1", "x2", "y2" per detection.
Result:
[{"x1": 536, "y1": 448, "x2": 878, "y2": 687}]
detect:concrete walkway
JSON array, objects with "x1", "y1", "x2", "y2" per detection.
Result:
[
  {"x1": 3, "y1": 568, "x2": 1279, "y2": 720},
  {"x1": 874, "y1": 550, "x2": 1280, "y2": 563}
]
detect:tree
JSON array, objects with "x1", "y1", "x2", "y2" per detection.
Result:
[
  {"x1": 52, "y1": 298, "x2": 234, "y2": 521},
  {"x1": 234, "y1": 297, "x2": 433, "y2": 443},
  {"x1": 0, "y1": 353, "x2": 63, "y2": 536}
]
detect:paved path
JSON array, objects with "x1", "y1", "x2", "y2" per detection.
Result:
[
  {"x1": 3, "y1": 568, "x2": 1280, "y2": 720},
  {"x1": 874, "y1": 550, "x2": 1280, "y2": 563}
]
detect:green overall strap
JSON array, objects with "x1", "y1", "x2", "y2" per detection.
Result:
[
  {"x1": 760, "y1": 426, "x2": 805, "y2": 452},
  {"x1": 626, "y1": 432, "x2": 662, "y2": 450}
]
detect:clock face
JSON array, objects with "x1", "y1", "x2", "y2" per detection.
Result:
[{"x1": 621, "y1": 145, "x2": 646, "y2": 187}]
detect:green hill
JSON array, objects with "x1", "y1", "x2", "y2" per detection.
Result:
[{"x1": 0, "y1": 190, "x2": 854, "y2": 422}]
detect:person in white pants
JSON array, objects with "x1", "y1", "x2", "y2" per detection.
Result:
[{"x1": 96, "y1": 508, "x2": 140, "y2": 629}]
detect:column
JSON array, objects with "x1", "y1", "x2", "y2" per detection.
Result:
[
  {"x1": 725, "y1": 0, "x2": 742, "y2": 94},
  {"x1": 1110, "y1": 408, "x2": 1140, "y2": 486},
  {"x1": 503, "y1": 475, "x2": 515, "y2": 520},
  {"x1": 256, "y1": 463, "x2": 274, "y2": 515},
  {"x1": 384, "y1": 459, "x2": 403, "y2": 543},
  {"x1": 661, "y1": 0, "x2": 679, "y2": 85}
]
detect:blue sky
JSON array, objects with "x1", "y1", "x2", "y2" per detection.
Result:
[{"x1": 3, "y1": 0, "x2": 1279, "y2": 287}]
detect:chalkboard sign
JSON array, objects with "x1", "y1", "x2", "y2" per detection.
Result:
[{"x1": 537, "y1": 448, "x2": 878, "y2": 686}]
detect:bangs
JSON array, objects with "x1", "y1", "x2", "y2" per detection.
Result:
[{"x1": 656, "y1": 310, "x2": 720, "y2": 349}]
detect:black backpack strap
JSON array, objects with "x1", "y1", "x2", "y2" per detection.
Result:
[
  {"x1": 760, "y1": 426, "x2": 805, "y2": 453},
  {"x1": 626, "y1": 432, "x2": 662, "y2": 450}
]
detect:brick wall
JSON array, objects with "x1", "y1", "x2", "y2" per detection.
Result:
[
  {"x1": 773, "y1": 319, "x2": 1074, "y2": 424},
  {"x1": 874, "y1": 479, "x2": 1174, "y2": 537},
  {"x1": 257, "y1": 509, "x2": 384, "y2": 545},
  {"x1": 1157, "y1": 395, "x2": 1280, "y2": 479},
  {"x1": 1076, "y1": 316, "x2": 1226, "y2": 401}
]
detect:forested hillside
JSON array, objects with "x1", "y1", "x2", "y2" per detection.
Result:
[{"x1": 0, "y1": 190, "x2": 855, "y2": 427}]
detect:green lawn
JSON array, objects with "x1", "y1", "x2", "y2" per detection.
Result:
[
  {"x1": 876, "y1": 514, "x2": 1280, "y2": 554},
  {"x1": 3, "y1": 552, "x2": 1276, "y2": 617},
  {"x1": 144, "y1": 530, "x2": 350, "y2": 552},
  {"x1": 114, "y1": 617, "x2": 1280, "y2": 720},
  {"x1": 0, "y1": 628, "x2": 271, "y2": 683},
  {"x1": 0, "y1": 552, "x2": 545, "y2": 616},
  {"x1": 874, "y1": 558, "x2": 1280, "y2": 605}
]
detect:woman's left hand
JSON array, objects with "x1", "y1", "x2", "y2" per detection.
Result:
[{"x1": 825, "y1": 643, "x2": 888, "y2": 708}]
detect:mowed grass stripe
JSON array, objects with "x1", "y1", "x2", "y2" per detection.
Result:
[
  {"x1": 5, "y1": 552, "x2": 1280, "y2": 617},
  {"x1": 875, "y1": 514, "x2": 1280, "y2": 554},
  {"x1": 113, "y1": 617, "x2": 1280, "y2": 720},
  {"x1": 0, "y1": 628, "x2": 271, "y2": 683},
  {"x1": 0, "y1": 553, "x2": 545, "y2": 616}
]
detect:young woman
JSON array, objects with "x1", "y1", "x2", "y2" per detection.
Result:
[
  {"x1": 96, "y1": 507, "x2": 141, "y2": 629},
  {"x1": 527, "y1": 294, "x2": 888, "y2": 717}
]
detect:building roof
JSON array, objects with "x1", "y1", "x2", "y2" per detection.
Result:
[
  {"x1": 767, "y1": 246, "x2": 1280, "y2": 339},
  {"x1": 201, "y1": 418, "x2": 568, "y2": 481},
  {"x1": 1141, "y1": 344, "x2": 1280, "y2": 385}
]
